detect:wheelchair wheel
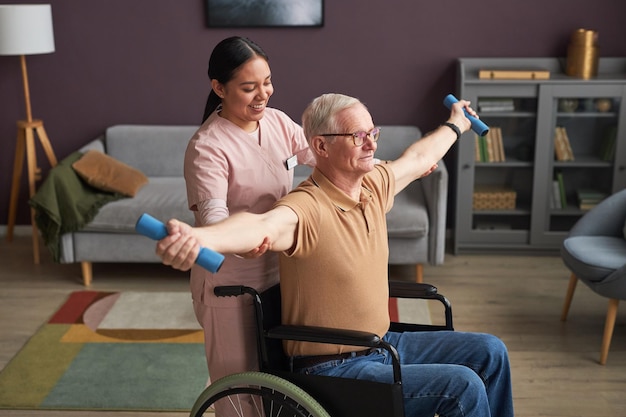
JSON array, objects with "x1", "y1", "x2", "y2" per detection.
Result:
[{"x1": 190, "y1": 371, "x2": 330, "y2": 417}]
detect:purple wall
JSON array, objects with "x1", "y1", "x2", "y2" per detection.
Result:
[{"x1": 1, "y1": 0, "x2": 625, "y2": 226}]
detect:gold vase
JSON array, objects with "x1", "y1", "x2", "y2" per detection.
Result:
[{"x1": 566, "y1": 28, "x2": 599, "y2": 79}]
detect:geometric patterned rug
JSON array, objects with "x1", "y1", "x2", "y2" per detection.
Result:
[
  {"x1": 0, "y1": 291, "x2": 207, "y2": 411},
  {"x1": 0, "y1": 290, "x2": 430, "y2": 411}
]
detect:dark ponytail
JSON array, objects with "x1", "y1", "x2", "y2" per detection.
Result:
[
  {"x1": 201, "y1": 36, "x2": 269, "y2": 123},
  {"x1": 202, "y1": 91, "x2": 222, "y2": 124}
]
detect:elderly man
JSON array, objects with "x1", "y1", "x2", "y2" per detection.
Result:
[{"x1": 157, "y1": 93, "x2": 514, "y2": 417}]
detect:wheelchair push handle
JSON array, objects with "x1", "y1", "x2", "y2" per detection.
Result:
[
  {"x1": 443, "y1": 94, "x2": 489, "y2": 137},
  {"x1": 135, "y1": 213, "x2": 225, "y2": 273},
  {"x1": 215, "y1": 285, "x2": 247, "y2": 297}
]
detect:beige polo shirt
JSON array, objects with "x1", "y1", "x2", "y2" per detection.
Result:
[{"x1": 276, "y1": 165, "x2": 395, "y2": 356}]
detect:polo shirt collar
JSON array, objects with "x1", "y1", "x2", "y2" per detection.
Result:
[{"x1": 311, "y1": 168, "x2": 373, "y2": 212}]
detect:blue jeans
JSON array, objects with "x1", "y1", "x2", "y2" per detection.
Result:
[{"x1": 295, "y1": 331, "x2": 514, "y2": 417}]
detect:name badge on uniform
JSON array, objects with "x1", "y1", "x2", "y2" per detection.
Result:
[{"x1": 285, "y1": 155, "x2": 298, "y2": 170}]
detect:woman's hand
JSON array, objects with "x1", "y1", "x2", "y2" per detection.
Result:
[
  {"x1": 236, "y1": 236, "x2": 271, "y2": 259},
  {"x1": 419, "y1": 163, "x2": 439, "y2": 178}
]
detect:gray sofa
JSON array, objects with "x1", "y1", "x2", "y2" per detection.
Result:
[
  {"x1": 62, "y1": 124, "x2": 447, "y2": 286},
  {"x1": 60, "y1": 125, "x2": 197, "y2": 285}
]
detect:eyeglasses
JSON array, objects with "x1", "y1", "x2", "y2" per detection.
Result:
[{"x1": 319, "y1": 127, "x2": 381, "y2": 147}]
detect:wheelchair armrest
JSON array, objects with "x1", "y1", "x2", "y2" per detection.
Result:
[
  {"x1": 388, "y1": 280, "x2": 437, "y2": 298},
  {"x1": 267, "y1": 324, "x2": 402, "y2": 384},
  {"x1": 267, "y1": 325, "x2": 381, "y2": 347},
  {"x1": 388, "y1": 280, "x2": 454, "y2": 331}
]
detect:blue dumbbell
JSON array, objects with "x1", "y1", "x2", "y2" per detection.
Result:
[{"x1": 135, "y1": 213, "x2": 224, "y2": 273}]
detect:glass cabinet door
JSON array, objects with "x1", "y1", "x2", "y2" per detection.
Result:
[
  {"x1": 531, "y1": 84, "x2": 624, "y2": 246},
  {"x1": 455, "y1": 85, "x2": 540, "y2": 251}
]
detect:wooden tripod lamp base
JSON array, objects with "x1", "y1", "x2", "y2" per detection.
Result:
[
  {"x1": 6, "y1": 119, "x2": 57, "y2": 264},
  {"x1": 1, "y1": 4, "x2": 58, "y2": 264}
]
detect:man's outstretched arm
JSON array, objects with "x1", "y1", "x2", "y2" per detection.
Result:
[
  {"x1": 387, "y1": 99, "x2": 475, "y2": 194},
  {"x1": 156, "y1": 205, "x2": 299, "y2": 271}
]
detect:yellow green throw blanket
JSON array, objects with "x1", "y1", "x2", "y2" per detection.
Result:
[{"x1": 29, "y1": 152, "x2": 125, "y2": 262}]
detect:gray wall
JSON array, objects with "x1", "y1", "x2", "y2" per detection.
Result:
[{"x1": 1, "y1": 0, "x2": 625, "y2": 226}]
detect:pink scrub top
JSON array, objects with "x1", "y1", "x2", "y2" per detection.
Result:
[{"x1": 185, "y1": 107, "x2": 315, "y2": 307}]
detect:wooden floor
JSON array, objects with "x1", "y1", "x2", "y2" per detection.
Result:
[{"x1": 1, "y1": 234, "x2": 625, "y2": 417}]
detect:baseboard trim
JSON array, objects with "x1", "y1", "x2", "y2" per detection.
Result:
[{"x1": 0, "y1": 225, "x2": 34, "y2": 237}]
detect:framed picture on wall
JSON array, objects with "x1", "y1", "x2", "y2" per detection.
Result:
[{"x1": 205, "y1": 0, "x2": 324, "y2": 28}]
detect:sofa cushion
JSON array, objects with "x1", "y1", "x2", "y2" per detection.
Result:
[
  {"x1": 83, "y1": 177, "x2": 194, "y2": 233},
  {"x1": 104, "y1": 125, "x2": 198, "y2": 177},
  {"x1": 72, "y1": 150, "x2": 148, "y2": 197}
]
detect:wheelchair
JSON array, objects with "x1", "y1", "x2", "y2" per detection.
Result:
[{"x1": 190, "y1": 280, "x2": 454, "y2": 417}]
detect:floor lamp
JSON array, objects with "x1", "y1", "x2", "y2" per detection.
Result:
[{"x1": 0, "y1": 4, "x2": 58, "y2": 264}]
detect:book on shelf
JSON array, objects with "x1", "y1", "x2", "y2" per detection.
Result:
[
  {"x1": 475, "y1": 135, "x2": 486, "y2": 162},
  {"x1": 562, "y1": 127, "x2": 574, "y2": 161},
  {"x1": 478, "y1": 68, "x2": 550, "y2": 80},
  {"x1": 599, "y1": 126, "x2": 617, "y2": 161},
  {"x1": 490, "y1": 131, "x2": 500, "y2": 162},
  {"x1": 556, "y1": 171, "x2": 567, "y2": 208},
  {"x1": 484, "y1": 133, "x2": 495, "y2": 162},
  {"x1": 579, "y1": 202, "x2": 599, "y2": 211},
  {"x1": 478, "y1": 98, "x2": 515, "y2": 112},
  {"x1": 475, "y1": 134, "x2": 487, "y2": 162},
  {"x1": 474, "y1": 127, "x2": 505, "y2": 162},
  {"x1": 554, "y1": 126, "x2": 574, "y2": 161},
  {"x1": 474, "y1": 135, "x2": 481, "y2": 162},
  {"x1": 474, "y1": 134, "x2": 484, "y2": 162},
  {"x1": 551, "y1": 180, "x2": 562, "y2": 209},
  {"x1": 494, "y1": 127, "x2": 505, "y2": 161},
  {"x1": 576, "y1": 189, "x2": 608, "y2": 210}
]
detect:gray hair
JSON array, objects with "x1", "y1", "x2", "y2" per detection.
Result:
[{"x1": 301, "y1": 93, "x2": 363, "y2": 143}]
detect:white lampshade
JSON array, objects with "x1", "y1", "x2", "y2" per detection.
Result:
[{"x1": 0, "y1": 4, "x2": 55, "y2": 56}]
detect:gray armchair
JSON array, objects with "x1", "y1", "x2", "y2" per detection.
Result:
[
  {"x1": 293, "y1": 125, "x2": 448, "y2": 283},
  {"x1": 560, "y1": 188, "x2": 626, "y2": 365}
]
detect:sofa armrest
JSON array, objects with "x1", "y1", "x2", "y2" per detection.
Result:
[
  {"x1": 77, "y1": 136, "x2": 105, "y2": 154},
  {"x1": 419, "y1": 160, "x2": 448, "y2": 265}
]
